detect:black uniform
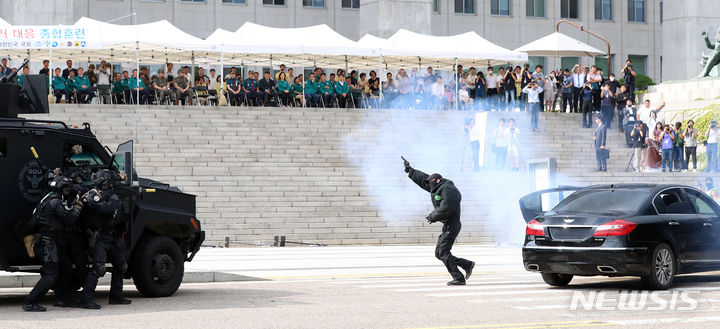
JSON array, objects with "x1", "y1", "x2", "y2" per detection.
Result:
[
  {"x1": 80, "y1": 187, "x2": 126, "y2": 307},
  {"x1": 407, "y1": 168, "x2": 474, "y2": 283},
  {"x1": 24, "y1": 191, "x2": 82, "y2": 311}
]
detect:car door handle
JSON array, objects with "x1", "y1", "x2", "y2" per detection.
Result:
[
  {"x1": 704, "y1": 222, "x2": 714, "y2": 227},
  {"x1": 668, "y1": 221, "x2": 680, "y2": 226}
]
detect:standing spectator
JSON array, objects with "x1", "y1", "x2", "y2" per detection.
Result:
[
  {"x1": 706, "y1": 121, "x2": 720, "y2": 172},
  {"x1": 543, "y1": 71, "x2": 557, "y2": 112},
  {"x1": 497, "y1": 67, "x2": 506, "y2": 110},
  {"x1": 52, "y1": 68, "x2": 70, "y2": 103},
  {"x1": 622, "y1": 59, "x2": 637, "y2": 98},
  {"x1": 561, "y1": 69, "x2": 573, "y2": 113},
  {"x1": 507, "y1": 119, "x2": 521, "y2": 171},
  {"x1": 275, "y1": 64, "x2": 288, "y2": 82},
  {"x1": 258, "y1": 71, "x2": 277, "y2": 106},
  {"x1": 571, "y1": 64, "x2": 586, "y2": 113},
  {"x1": 129, "y1": 69, "x2": 149, "y2": 105},
  {"x1": 637, "y1": 100, "x2": 666, "y2": 126},
  {"x1": 277, "y1": 72, "x2": 292, "y2": 107},
  {"x1": 97, "y1": 63, "x2": 111, "y2": 86},
  {"x1": 225, "y1": 71, "x2": 243, "y2": 106},
  {"x1": 587, "y1": 66, "x2": 602, "y2": 112},
  {"x1": 174, "y1": 70, "x2": 191, "y2": 105},
  {"x1": 673, "y1": 122, "x2": 686, "y2": 172},
  {"x1": 531, "y1": 65, "x2": 545, "y2": 109},
  {"x1": 287, "y1": 68, "x2": 295, "y2": 84},
  {"x1": 630, "y1": 122, "x2": 647, "y2": 172},
  {"x1": 684, "y1": 120, "x2": 699, "y2": 172},
  {"x1": 660, "y1": 125, "x2": 676, "y2": 172},
  {"x1": 431, "y1": 77, "x2": 445, "y2": 108},
  {"x1": 382, "y1": 72, "x2": 399, "y2": 107},
  {"x1": 464, "y1": 118, "x2": 481, "y2": 171},
  {"x1": 182, "y1": 66, "x2": 193, "y2": 86},
  {"x1": 605, "y1": 73, "x2": 620, "y2": 94},
  {"x1": 652, "y1": 122, "x2": 664, "y2": 141},
  {"x1": 581, "y1": 83, "x2": 593, "y2": 128},
  {"x1": 62, "y1": 60, "x2": 76, "y2": 79},
  {"x1": 465, "y1": 67, "x2": 477, "y2": 98},
  {"x1": 368, "y1": 70, "x2": 379, "y2": 91},
  {"x1": 493, "y1": 118, "x2": 509, "y2": 169},
  {"x1": 503, "y1": 67, "x2": 517, "y2": 111},
  {"x1": 648, "y1": 111, "x2": 660, "y2": 134},
  {"x1": 85, "y1": 64, "x2": 98, "y2": 87},
  {"x1": 474, "y1": 72, "x2": 486, "y2": 107},
  {"x1": 513, "y1": 66, "x2": 523, "y2": 110},
  {"x1": 225, "y1": 67, "x2": 237, "y2": 81},
  {"x1": 485, "y1": 67, "x2": 499, "y2": 110},
  {"x1": 594, "y1": 115, "x2": 608, "y2": 172},
  {"x1": 705, "y1": 177, "x2": 720, "y2": 202},
  {"x1": 39, "y1": 60, "x2": 50, "y2": 75},
  {"x1": 522, "y1": 82, "x2": 543, "y2": 132},
  {"x1": 153, "y1": 69, "x2": 175, "y2": 105},
  {"x1": 73, "y1": 68, "x2": 94, "y2": 104},
  {"x1": 208, "y1": 69, "x2": 218, "y2": 91},
  {"x1": 622, "y1": 100, "x2": 638, "y2": 147},
  {"x1": 111, "y1": 73, "x2": 125, "y2": 104},
  {"x1": 166, "y1": 63, "x2": 175, "y2": 89},
  {"x1": 520, "y1": 64, "x2": 532, "y2": 112},
  {"x1": 304, "y1": 73, "x2": 320, "y2": 107},
  {"x1": 615, "y1": 85, "x2": 633, "y2": 133},
  {"x1": 600, "y1": 84, "x2": 614, "y2": 129}
]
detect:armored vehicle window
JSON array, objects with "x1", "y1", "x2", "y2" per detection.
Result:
[
  {"x1": 63, "y1": 143, "x2": 103, "y2": 166},
  {"x1": 653, "y1": 189, "x2": 694, "y2": 215},
  {"x1": 0, "y1": 138, "x2": 6, "y2": 158}
]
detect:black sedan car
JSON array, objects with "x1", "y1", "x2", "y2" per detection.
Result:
[{"x1": 520, "y1": 184, "x2": 720, "y2": 290}]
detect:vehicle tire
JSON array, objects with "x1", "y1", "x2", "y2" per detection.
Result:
[
  {"x1": 131, "y1": 235, "x2": 184, "y2": 297},
  {"x1": 641, "y1": 243, "x2": 675, "y2": 290},
  {"x1": 541, "y1": 273, "x2": 573, "y2": 286}
]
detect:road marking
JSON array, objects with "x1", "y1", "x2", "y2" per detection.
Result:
[
  {"x1": 327, "y1": 274, "x2": 537, "y2": 284},
  {"x1": 403, "y1": 320, "x2": 611, "y2": 329},
  {"x1": 428, "y1": 289, "x2": 578, "y2": 298},
  {"x1": 359, "y1": 281, "x2": 541, "y2": 289},
  {"x1": 397, "y1": 283, "x2": 550, "y2": 292}
]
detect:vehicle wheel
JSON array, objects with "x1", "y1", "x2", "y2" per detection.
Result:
[
  {"x1": 641, "y1": 243, "x2": 675, "y2": 290},
  {"x1": 541, "y1": 273, "x2": 573, "y2": 286},
  {"x1": 131, "y1": 235, "x2": 184, "y2": 297}
]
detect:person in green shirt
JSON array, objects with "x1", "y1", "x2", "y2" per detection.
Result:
[
  {"x1": 304, "y1": 73, "x2": 320, "y2": 107},
  {"x1": 318, "y1": 73, "x2": 335, "y2": 108},
  {"x1": 673, "y1": 122, "x2": 685, "y2": 172},
  {"x1": 119, "y1": 71, "x2": 131, "y2": 104},
  {"x1": 52, "y1": 68, "x2": 71, "y2": 103},
  {"x1": 73, "y1": 67, "x2": 94, "y2": 104},
  {"x1": 277, "y1": 72, "x2": 291, "y2": 107},
  {"x1": 129, "y1": 69, "x2": 149, "y2": 104},
  {"x1": 111, "y1": 73, "x2": 125, "y2": 104},
  {"x1": 17, "y1": 67, "x2": 29, "y2": 89},
  {"x1": 65, "y1": 71, "x2": 77, "y2": 103},
  {"x1": 290, "y1": 76, "x2": 304, "y2": 107},
  {"x1": 334, "y1": 73, "x2": 350, "y2": 108}
]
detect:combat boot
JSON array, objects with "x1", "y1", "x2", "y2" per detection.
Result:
[
  {"x1": 109, "y1": 297, "x2": 132, "y2": 305},
  {"x1": 79, "y1": 298, "x2": 102, "y2": 310},
  {"x1": 22, "y1": 302, "x2": 47, "y2": 312},
  {"x1": 447, "y1": 279, "x2": 466, "y2": 286}
]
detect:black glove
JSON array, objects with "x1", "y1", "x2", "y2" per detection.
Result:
[
  {"x1": 426, "y1": 216, "x2": 434, "y2": 224},
  {"x1": 402, "y1": 156, "x2": 411, "y2": 173}
]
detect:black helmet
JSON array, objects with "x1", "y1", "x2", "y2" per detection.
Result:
[
  {"x1": 91, "y1": 169, "x2": 116, "y2": 188},
  {"x1": 49, "y1": 175, "x2": 72, "y2": 191}
]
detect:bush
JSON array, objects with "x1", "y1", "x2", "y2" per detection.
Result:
[
  {"x1": 634, "y1": 74, "x2": 656, "y2": 91},
  {"x1": 680, "y1": 104, "x2": 720, "y2": 170}
]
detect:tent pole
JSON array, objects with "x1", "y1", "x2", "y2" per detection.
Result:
[
  {"x1": 378, "y1": 54, "x2": 383, "y2": 109},
  {"x1": 220, "y1": 51, "x2": 224, "y2": 103},
  {"x1": 191, "y1": 51, "x2": 196, "y2": 88},
  {"x1": 454, "y1": 58, "x2": 458, "y2": 112},
  {"x1": 344, "y1": 55, "x2": 348, "y2": 75},
  {"x1": 136, "y1": 41, "x2": 140, "y2": 105},
  {"x1": 48, "y1": 47, "x2": 52, "y2": 98},
  {"x1": 269, "y1": 54, "x2": 273, "y2": 78},
  {"x1": 301, "y1": 54, "x2": 306, "y2": 108}
]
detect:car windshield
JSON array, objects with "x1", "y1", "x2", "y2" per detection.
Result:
[{"x1": 553, "y1": 189, "x2": 648, "y2": 214}]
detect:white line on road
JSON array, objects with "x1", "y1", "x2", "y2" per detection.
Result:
[
  {"x1": 397, "y1": 283, "x2": 550, "y2": 292},
  {"x1": 359, "y1": 280, "x2": 541, "y2": 289}
]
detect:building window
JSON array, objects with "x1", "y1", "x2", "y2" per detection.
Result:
[
  {"x1": 433, "y1": 0, "x2": 440, "y2": 13},
  {"x1": 263, "y1": 0, "x2": 285, "y2": 5},
  {"x1": 526, "y1": 0, "x2": 544, "y2": 17},
  {"x1": 560, "y1": 0, "x2": 578, "y2": 19},
  {"x1": 627, "y1": 55, "x2": 647, "y2": 76},
  {"x1": 528, "y1": 56, "x2": 545, "y2": 70},
  {"x1": 628, "y1": 0, "x2": 644, "y2": 22},
  {"x1": 181, "y1": 0, "x2": 204, "y2": 2},
  {"x1": 594, "y1": 0, "x2": 612, "y2": 20},
  {"x1": 303, "y1": 0, "x2": 324, "y2": 7},
  {"x1": 455, "y1": 0, "x2": 475, "y2": 14},
  {"x1": 341, "y1": 0, "x2": 359, "y2": 9},
  {"x1": 561, "y1": 57, "x2": 579, "y2": 71},
  {"x1": 222, "y1": 0, "x2": 245, "y2": 3},
  {"x1": 594, "y1": 54, "x2": 615, "y2": 73},
  {"x1": 491, "y1": 0, "x2": 510, "y2": 16}
]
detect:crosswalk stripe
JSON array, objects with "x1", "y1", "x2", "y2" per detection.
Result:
[
  {"x1": 428, "y1": 289, "x2": 576, "y2": 298},
  {"x1": 397, "y1": 283, "x2": 549, "y2": 293},
  {"x1": 359, "y1": 281, "x2": 541, "y2": 289},
  {"x1": 327, "y1": 274, "x2": 537, "y2": 285}
]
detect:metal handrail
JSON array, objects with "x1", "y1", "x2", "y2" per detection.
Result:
[{"x1": 556, "y1": 19, "x2": 612, "y2": 74}]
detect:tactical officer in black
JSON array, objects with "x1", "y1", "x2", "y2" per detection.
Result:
[
  {"x1": 23, "y1": 175, "x2": 83, "y2": 312},
  {"x1": 404, "y1": 158, "x2": 475, "y2": 285},
  {"x1": 79, "y1": 169, "x2": 131, "y2": 309}
]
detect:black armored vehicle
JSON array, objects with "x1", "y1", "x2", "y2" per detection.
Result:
[{"x1": 0, "y1": 62, "x2": 204, "y2": 297}]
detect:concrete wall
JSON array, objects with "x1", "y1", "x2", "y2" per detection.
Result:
[
  {"x1": 360, "y1": 0, "x2": 432, "y2": 38},
  {"x1": 662, "y1": 0, "x2": 720, "y2": 81}
]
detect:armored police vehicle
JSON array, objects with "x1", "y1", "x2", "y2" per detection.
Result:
[{"x1": 0, "y1": 62, "x2": 204, "y2": 297}]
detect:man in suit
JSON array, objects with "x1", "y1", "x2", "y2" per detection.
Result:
[
  {"x1": 258, "y1": 71, "x2": 277, "y2": 106},
  {"x1": 594, "y1": 115, "x2": 608, "y2": 172},
  {"x1": 62, "y1": 60, "x2": 76, "y2": 79}
]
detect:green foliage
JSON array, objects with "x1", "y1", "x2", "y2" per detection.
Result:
[
  {"x1": 682, "y1": 104, "x2": 720, "y2": 146},
  {"x1": 634, "y1": 74, "x2": 656, "y2": 91},
  {"x1": 695, "y1": 98, "x2": 705, "y2": 101}
]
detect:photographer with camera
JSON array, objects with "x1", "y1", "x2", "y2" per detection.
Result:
[
  {"x1": 683, "y1": 120, "x2": 699, "y2": 171},
  {"x1": 630, "y1": 121, "x2": 648, "y2": 172},
  {"x1": 706, "y1": 121, "x2": 719, "y2": 172},
  {"x1": 660, "y1": 124, "x2": 676, "y2": 172},
  {"x1": 623, "y1": 60, "x2": 637, "y2": 98},
  {"x1": 622, "y1": 99, "x2": 637, "y2": 147}
]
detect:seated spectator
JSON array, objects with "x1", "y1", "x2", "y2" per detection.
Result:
[
  {"x1": 215, "y1": 75, "x2": 226, "y2": 105},
  {"x1": 318, "y1": 73, "x2": 335, "y2": 107},
  {"x1": 52, "y1": 68, "x2": 71, "y2": 103},
  {"x1": 367, "y1": 71, "x2": 379, "y2": 93},
  {"x1": 382, "y1": 72, "x2": 399, "y2": 107},
  {"x1": 208, "y1": 69, "x2": 218, "y2": 91},
  {"x1": 334, "y1": 73, "x2": 350, "y2": 108},
  {"x1": 17, "y1": 67, "x2": 29, "y2": 89},
  {"x1": 153, "y1": 69, "x2": 175, "y2": 105},
  {"x1": 85, "y1": 64, "x2": 98, "y2": 87},
  {"x1": 277, "y1": 72, "x2": 292, "y2": 107},
  {"x1": 258, "y1": 71, "x2": 277, "y2": 106},
  {"x1": 243, "y1": 71, "x2": 261, "y2": 106},
  {"x1": 195, "y1": 76, "x2": 209, "y2": 105},
  {"x1": 459, "y1": 85, "x2": 472, "y2": 109},
  {"x1": 111, "y1": 73, "x2": 125, "y2": 104},
  {"x1": 304, "y1": 73, "x2": 320, "y2": 107},
  {"x1": 226, "y1": 71, "x2": 243, "y2": 106},
  {"x1": 431, "y1": 77, "x2": 444, "y2": 108},
  {"x1": 73, "y1": 67, "x2": 94, "y2": 104},
  {"x1": 347, "y1": 76, "x2": 361, "y2": 108},
  {"x1": 65, "y1": 71, "x2": 77, "y2": 103},
  {"x1": 291, "y1": 76, "x2": 304, "y2": 106},
  {"x1": 174, "y1": 70, "x2": 191, "y2": 105},
  {"x1": 129, "y1": 69, "x2": 149, "y2": 105},
  {"x1": 120, "y1": 71, "x2": 131, "y2": 104},
  {"x1": 398, "y1": 72, "x2": 413, "y2": 107}
]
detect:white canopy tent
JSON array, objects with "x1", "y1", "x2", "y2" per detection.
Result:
[{"x1": 513, "y1": 32, "x2": 605, "y2": 57}]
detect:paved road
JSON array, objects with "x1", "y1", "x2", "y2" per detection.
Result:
[{"x1": 3, "y1": 245, "x2": 720, "y2": 328}]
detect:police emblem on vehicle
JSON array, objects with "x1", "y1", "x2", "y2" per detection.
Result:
[{"x1": 17, "y1": 159, "x2": 47, "y2": 203}]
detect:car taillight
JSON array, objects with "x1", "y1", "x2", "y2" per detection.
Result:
[
  {"x1": 593, "y1": 219, "x2": 637, "y2": 237},
  {"x1": 526, "y1": 219, "x2": 545, "y2": 236}
]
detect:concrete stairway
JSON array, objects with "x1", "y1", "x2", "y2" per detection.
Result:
[{"x1": 29, "y1": 105, "x2": 712, "y2": 246}]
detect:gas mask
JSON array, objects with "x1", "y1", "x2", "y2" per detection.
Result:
[{"x1": 429, "y1": 179, "x2": 441, "y2": 190}]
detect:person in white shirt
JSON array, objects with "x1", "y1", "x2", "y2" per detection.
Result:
[
  {"x1": 208, "y1": 69, "x2": 218, "y2": 90},
  {"x1": 431, "y1": 77, "x2": 445, "y2": 109},
  {"x1": 507, "y1": 118, "x2": 521, "y2": 170},
  {"x1": 571, "y1": 64, "x2": 586, "y2": 113},
  {"x1": 706, "y1": 121, "x2": 720, "y2": 172},
  {"x1": 459, "y1": 85, "x2": 472, "y2": 108},
  {"x1": 493, "y1": 118, "x2": 510, "y2": 169},
  {"x1": 637, "y1": 99, "x2": 666, "y2": 125},
  {"x1": 464, "y1": 118, "x2": 482, "y2": 171},
  {"x1": 486, "y1": 67, "x2": 500, "y2": 110},
  {"x1": 523, "y1": 82, "x2": 544, "y2": 132}
]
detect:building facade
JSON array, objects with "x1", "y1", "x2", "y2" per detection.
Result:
[{"x1": 1, "y1": 0, "x2": 711, "y2": 82}]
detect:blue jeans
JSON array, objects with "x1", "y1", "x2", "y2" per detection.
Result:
[
  {"x1": 662, "y1": 148, "x2": 673, "y2": 170},
  {"x1": 672, "y1": 146, "x2": 684, "y2": 171},
  {"x1": 505, "y1": 89, "x2": 516, "y2": 110},
  {"x1": 529, "y1": 102, "x2": 540, "y2": 131},
  {"x1": 707, "y1": 143, "x2": 718, "y2": 172}
]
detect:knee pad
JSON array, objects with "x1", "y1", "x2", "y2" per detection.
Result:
[{"x1": 93, "y1": 264, "x2": 106, "y2": 277}]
